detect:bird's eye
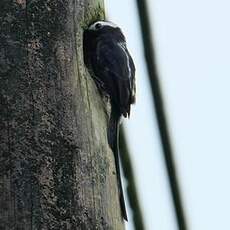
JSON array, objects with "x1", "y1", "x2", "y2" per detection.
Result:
[{"x1": 95, "y1": 23, "x2": 102, "y2": 29}]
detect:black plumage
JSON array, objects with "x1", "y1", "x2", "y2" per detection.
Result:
[{"x1": 83, "y1": 21, "x2": 136, "y2": 221}]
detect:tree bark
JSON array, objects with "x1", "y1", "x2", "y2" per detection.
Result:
[{"x1": 0, "y1": 0, "x2": 124, "y2": 229}]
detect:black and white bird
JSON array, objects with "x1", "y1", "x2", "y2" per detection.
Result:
[{"x1": 83, "y1": 20, "x2": 136, "y2": 221}]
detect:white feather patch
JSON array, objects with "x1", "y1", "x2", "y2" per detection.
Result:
[
  {"x1": 88, "y1": 21, "x2": 118, "y2": 31},
  {"x1": 118, "y1": 42, "x2": 131, "y2": 79}
]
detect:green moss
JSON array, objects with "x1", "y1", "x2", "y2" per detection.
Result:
[{"x1": 81, "y1": 3, "x2": 105, "y2": 29}]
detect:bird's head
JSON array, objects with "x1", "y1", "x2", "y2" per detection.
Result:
[
  {"x1": 88, "y1": 21, "x2": 118, "y2": 31},
  {"x1": 85, "y1": 20, "x2": 126, "y2": 42}
]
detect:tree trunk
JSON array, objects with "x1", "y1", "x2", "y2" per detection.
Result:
[{"x1": 0, "y1": 0, "x2": 124, "y2": 229}]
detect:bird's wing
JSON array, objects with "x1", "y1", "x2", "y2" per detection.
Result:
[{"x1": 92, "y1": 39, "x2": 135, "y2": 116}]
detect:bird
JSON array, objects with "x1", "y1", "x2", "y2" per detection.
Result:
[{"x1": 83, "y1": 20, "x2": 136, "y2": 221}]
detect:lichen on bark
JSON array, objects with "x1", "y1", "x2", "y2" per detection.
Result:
[{"x1": 0, "y1": 0, "x2": 124, "y2": 229}]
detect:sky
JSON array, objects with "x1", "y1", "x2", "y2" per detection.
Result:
[{"x1": 107, "y1": 0, "x2": 230, "y2": 230}]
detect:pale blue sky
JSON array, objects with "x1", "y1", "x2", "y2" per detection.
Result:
[{"x1": 107, "y1": 1, "x2": 230, "y2": 229}]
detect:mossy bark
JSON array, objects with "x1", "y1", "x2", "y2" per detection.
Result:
[{"x1": 0, "y1": 0, "x2": 124, "y2": 229}]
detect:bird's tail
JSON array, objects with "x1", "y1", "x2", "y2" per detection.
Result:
[{"x1": 108, "y1": 108, "x2": 128, "y2": 221}]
